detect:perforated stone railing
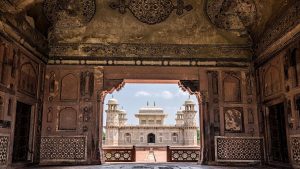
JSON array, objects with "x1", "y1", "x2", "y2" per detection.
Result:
[
  {"x1": 103, "y1": 146, "x2": 136, "y2": 162},
  {"x1": 215, "y1": 136, "x2": 264, "y2": 162},
  {"x1": 40, "y1": 136, "x2": 87, "y2": 163},
  {"x1": 167, "y1": 146, "x2": 200, "y2": 162}
]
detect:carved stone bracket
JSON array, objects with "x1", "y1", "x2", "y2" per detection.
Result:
[
  {"x1": 178, "y1": 80, "x2": 199, "y2": 94},
  {"x1": 178, "y1": 80, "x2": 207, "y2": 103},
  {"x1": 100, "y1": 79, "x2": 125, "y2": 102},
  {"x1": 110, "y1": 0, "x2": 193, "y2": 25}
]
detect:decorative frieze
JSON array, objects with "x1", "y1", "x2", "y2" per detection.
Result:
[
  {"x1": 215, "y1": 136, "x2": 264, "y2": 162},
  {"x1": 49, "y1": 43, "x2": 252, "y2": 59},
  {"x1": 40, "y1": 136, "x2": 87, "y2": 162}
]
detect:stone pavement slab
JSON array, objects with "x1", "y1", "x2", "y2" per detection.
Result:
[{"x1": 29, "y1": 163, "x2": 279, "y2": 169}]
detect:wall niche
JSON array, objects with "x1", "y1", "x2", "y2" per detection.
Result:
[
  {"x1": 19, "y1": 63, "x2": 37, "y2": 96},
  {"x1": 58, "y1": 107, "x2": 77, "y2": 131},
  {"x1": 223, "y1": 72, "x2": 241, "y2": 103},
  {"x1": 60, "y1": 73, "x2": 78, "y2": 101}
]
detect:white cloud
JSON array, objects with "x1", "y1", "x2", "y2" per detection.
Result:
[
  {"x1": 152, "y1": 90, "x2": 174, "y2": 99},
  {"x1": 161, "y1": 91, "x2": 174, "y2": 99},
  {"x1": 135, "y1": 91, "x2": 151, "y2": 97},
  {"x1": 135, "y1": 90, "x2": 175, "y2": 99},
  {"x1": 176, "y1": 89, "x2": 189, "y2": 97}
]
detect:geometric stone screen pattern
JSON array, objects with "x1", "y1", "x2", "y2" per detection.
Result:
[
  {"x1": 104, "y1": 149, "x2": 135, "y2": 162},
  {"x1": 291, "y1": 136, "x2": 300, "y2": 165},
  {"x1": 40, "y1": 136, "x2": 86, "y2": 161},
  {"x1": 215, "y1": 137, "x2": 264, "y2": 162},
  {"x1": 167, "y1": 149, "x2": 200, "y2": 162},
  {"x1": 0, "y1": 136, "x2": 9, "y2": 165}
]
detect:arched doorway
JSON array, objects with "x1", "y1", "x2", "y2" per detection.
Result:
[
  {"x1": 99, "y1": 66, "x2": 205, "y2": 164},
  {"x1": 147, "y1": 133, "x2": 155, "y2": 143}
]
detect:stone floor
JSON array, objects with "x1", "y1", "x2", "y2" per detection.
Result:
[{"x1": 29, "y1": 163, "x2": 279, "y2": 169}]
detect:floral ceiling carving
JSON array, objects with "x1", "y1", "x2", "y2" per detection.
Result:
[
  {"x1": 207, "y1": 0, "x2": 257, "y2": 34},
  {"x1": 43, "y1": 0, "x2": 96, "y2": 27},
  {"x1": 109, "y1": 0, "x2": 193, "y2": 25}
]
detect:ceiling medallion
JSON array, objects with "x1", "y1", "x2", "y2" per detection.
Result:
[
  {"x1": 110, "y1": 0, "x2": 193, "y2": 25},
  {"x1": 206, "y1": 0, "x2": 256, "y2": 32},
  {"x1": 44, "y1": 0, "x2": 96, "y2": 26}
]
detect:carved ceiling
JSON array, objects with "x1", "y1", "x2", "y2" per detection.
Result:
[
  {"x1": 0, "y1": 0, "x2": 298, "y2": 58},
  {"x1": 207, "y1": 0, "x2": 257, "y2": 36},
  {"x1": 109, "y1": 0, "x2": 193, "y2": 25},
  {"x1": 43, "y1": 0, "x2": 96, "y2": 27}
]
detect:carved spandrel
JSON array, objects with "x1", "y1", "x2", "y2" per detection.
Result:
[
  {"x1": 178, "y1": 80, "x2": 199, "y2": 94},
  {"x1": 101, "y1": 79, "x2": 125, "y2": 102}
]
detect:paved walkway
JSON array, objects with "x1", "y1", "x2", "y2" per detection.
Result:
[
  {"x1": 136, "y1": 150, "x2": 167, "y2": 163},
  {"x1": 29, "y1": 163, "x2": 279, "y2": 169}
]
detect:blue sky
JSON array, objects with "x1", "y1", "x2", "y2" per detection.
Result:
[{"x1": 103, "y1": 83, "x2": 199, "y2": 126}]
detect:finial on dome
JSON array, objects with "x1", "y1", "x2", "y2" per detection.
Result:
[
  {"x1": 147, "y1": 101, "x2": 149, "y2": 106},
  {"x1": 154, "y1": 101, "x2": 156, "y2": 107},
  {"x1": 112, "y1": 94, "x2": 114, "y2": 98},
  {"x1": 189, "y1": 95, "x2": 191, "y2": 99}
]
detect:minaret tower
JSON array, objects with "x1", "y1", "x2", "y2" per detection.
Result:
[
  {"x1": 175, "y1": 107, "x2": 184, "y2": 126},
  {"x1": 119, "y1": 107, "x2": 128, "y2": 126},
  {"x1": 183, "y1": 97, "x2": 197, "y2": 145},
  {"x1": 105, "y1": 98, "x2": 120, "y2": 145}
]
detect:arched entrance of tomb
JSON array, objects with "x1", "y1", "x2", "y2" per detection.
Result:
[
  {"x1": 147, "y1": 133, "x2": 156, "y2": 144},
  {"x1": 98, "y1": 66, "x2": 208, "y2": 164}
]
